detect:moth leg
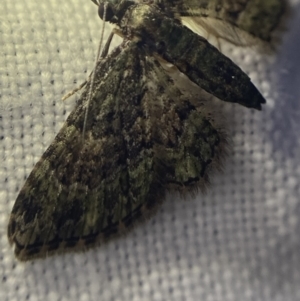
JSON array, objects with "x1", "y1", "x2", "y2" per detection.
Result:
[
  {"x1": 100, "y1": 31, "x2": 114, "y2": 58},
  {"x1": 61, "y1": 80, "x2": 88, "y2": 101},
  {"x1": 112, "y1": 27, "x2": 125, "y2": 40}
]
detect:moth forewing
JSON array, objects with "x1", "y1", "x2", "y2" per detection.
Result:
[
  {"x1": 8, "y1": 39, "x2": 227, "y2": 260},
  {"x1": 8, "y1": 0, "x2": 284, "y2": 260}
]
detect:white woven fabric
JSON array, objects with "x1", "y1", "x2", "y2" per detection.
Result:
[{"x1": 1, "y1": 1, "x2": 300, "y2": 300}]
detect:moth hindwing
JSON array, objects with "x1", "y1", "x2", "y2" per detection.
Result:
[
  {"x1": 163, "y1": 0, "x2": 286, "y2": 45},
  {"x1": 8, "y1": 0, "x2": 282, "y2": 261}
]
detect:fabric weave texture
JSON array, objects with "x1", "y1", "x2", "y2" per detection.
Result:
[{"x1": 1, "y1": 0, "x2": 300, "y2": 300}]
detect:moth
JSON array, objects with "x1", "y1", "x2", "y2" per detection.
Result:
[{"x1": 7, "y1": 0, "x2": 285, "y2": 261}]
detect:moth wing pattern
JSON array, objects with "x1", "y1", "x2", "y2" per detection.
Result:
[
  {"x1": 168, "y1": 0, "x2": 286, "y2": 45},
  {"x1": 7, "y1": 41, "x2": 226, "y2": 261},
  {"x1": 126, "y1": 4, "x2": 266, "y2": 109}
]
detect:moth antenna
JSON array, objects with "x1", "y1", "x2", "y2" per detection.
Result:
[{"x1": 82, "y1": 1, "x2": 108, "y2": 142}]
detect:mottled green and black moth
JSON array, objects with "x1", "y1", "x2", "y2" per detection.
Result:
[{"x1": 8, "y1": 0, "x2": 286, "y2": 261}]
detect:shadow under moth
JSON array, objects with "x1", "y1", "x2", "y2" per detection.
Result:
[{"x1": 7, "y1": 0, "x2": 286, "y2": 261}]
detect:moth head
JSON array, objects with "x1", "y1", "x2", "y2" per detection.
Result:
[{"x1": 91, "y1": 0, "x2": 135, "y2": 24}]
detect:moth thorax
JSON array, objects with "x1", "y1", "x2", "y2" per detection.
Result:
[{"x1": 125, "y1": 4, "x2": 160, "y2": 32}]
